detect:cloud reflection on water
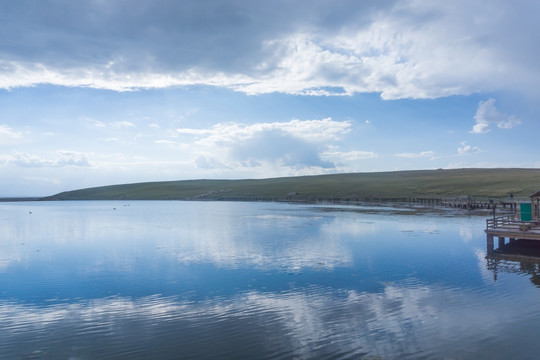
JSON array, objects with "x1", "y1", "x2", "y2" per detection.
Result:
[
  {"x1": 2, "y1": 201, "x2": 539, "y2": 359},
  {"x1": 0, "y1": 202, "x2": 366, "y2": 273},
  {"x1": 2, "y1": 280, "x2": 539, "y2": 359}
]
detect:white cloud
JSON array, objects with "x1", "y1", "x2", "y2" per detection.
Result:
[
  {"x1": 154, "y1": 139, "x2": 177, "y2": 146},
  {"x1": 10, "y1": 150, "x2": 92, "y2": 168},
  {"x1": 395, "y1": 151, "x2": 437, "y2": 159},
  {"x1": 176, "y1": 128, "x2": 213, "y2": 136},
  {"x1": 471, "y1": 122, "x2": 490, "y2": 134},
  {"x1": 88, "y1": 119, "x2": 106, "y2": 128},
  {"x1": 229, "y1": 130, "x2": 335, "y2": 169},
  {"x1": 178, "y1": 118, "x2": 351, "y2": 146},
  {"x1": 0, "y1": 125, "x2": 22, "y2": 144},
  {"x1": 55, "y1": 150, "x2": 92, "y2": 167},
  {"x1": 321, "y1": 149, "x2": 378, "y2": 163},
  {"x1": 113, "y1": 121, "x2": 136, "y2": 128},
  {"x1": 195, "y1": 156, "x2": 230, "y2": 170},
  {"x1": 175, "y1": 118, "x2": 353, "y2": 171},
  {"x1": 457, "y1": 141, "x2": 480, "y2": 155},
  {"x1": 496, "y1": 116, "x2": 521, "y2": 129},
  {"x1": 471, "y1": 98, "x2": 521, "y2": 134}
]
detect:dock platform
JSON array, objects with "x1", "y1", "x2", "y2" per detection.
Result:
[{"x1": 485, "y1": 214, "x2": 540, "y2": 254}]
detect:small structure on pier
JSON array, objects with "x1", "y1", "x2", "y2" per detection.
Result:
[
  {"x1": 522, "y1": 190, "x2": 540, "y2": 221},
  {"x1": 486, "y1": 189, "x2": 540, "y2": 254}
]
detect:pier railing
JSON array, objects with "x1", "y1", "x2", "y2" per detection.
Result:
[
  {"x1": 486, "y1": 214, "x2": 521, "y2": 230},
  {"x1": 442, "y1": 198, "x2": 519, "y2": 210}
]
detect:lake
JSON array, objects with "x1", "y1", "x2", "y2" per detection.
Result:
[{"x1": 1, "y1": 201, "x2": 539, "y2": 359}]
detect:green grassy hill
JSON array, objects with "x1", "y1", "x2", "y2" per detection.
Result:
[{"x1": 41, "y1": 168, "x2": 540, "y2": 202}]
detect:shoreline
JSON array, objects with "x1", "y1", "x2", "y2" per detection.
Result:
[
  {"x1": 0, "y1": 197, "x2": 42, "y2": 202},
  {"x1": 0, "y1": 197, "x2": 519, "y2": 217}
]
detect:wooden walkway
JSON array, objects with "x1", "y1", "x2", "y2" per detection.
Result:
[{"x1": 442, "y1": 198, "x2": 518, "y2": 210}]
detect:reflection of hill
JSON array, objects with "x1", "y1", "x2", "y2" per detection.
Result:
[{"x1": 486, "y1": 240, "x2": 540, "y2": 286}]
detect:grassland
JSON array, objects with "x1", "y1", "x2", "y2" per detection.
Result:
[{"x1": 41, "y1": 168, "x2": 540, "y2": 202}]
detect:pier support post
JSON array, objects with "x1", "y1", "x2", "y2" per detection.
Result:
[
  {"x1": 498, "y1": 237, "x2": 505, "y2": 248},
  {"x1": 487, "y1": 234, "x2": 494, "y2": 255}
]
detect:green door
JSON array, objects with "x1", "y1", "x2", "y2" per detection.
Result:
[{"x1": 521, "y1": 202, "x2": 532, "y2": 221}]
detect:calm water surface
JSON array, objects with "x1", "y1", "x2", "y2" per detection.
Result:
[{"x1": 1, "y1": 201, "x2": 539, "y2": 359}]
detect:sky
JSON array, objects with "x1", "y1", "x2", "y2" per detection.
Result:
[{"x1": 1, "y1": 0, "x2": 540, "y2": 197}]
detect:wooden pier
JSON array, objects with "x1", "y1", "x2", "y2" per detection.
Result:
[
  {"x1": 486, "y1": 216, "x2": 540, "y2": 254},
  {"x1": 441, "y1": 198, "x2": 518, "y2": 210},
  {"x1": 485, "y1": 190, "x2": 540, "y2": 255}
]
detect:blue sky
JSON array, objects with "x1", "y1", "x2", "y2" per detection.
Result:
[{"x1": 1, "y1": 0, "x2": 539, "y2": 196}]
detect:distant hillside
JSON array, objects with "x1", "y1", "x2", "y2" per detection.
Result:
[{"x1": 41, "y1": 168, "x2": 540, "y2": 202}]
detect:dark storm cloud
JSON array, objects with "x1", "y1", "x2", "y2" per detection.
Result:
[
  {"x1": 0, "y1": 0, "x2": 395, "y2": 74},
  {"x1": 230, "y1": 129, "x2": 334, "y2": 168},
  {"x1": 2, "y1": 0, "x2": 540, "y2": 99}
]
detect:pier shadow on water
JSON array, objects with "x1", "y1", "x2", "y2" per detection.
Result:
[{"x1": 486, "y1": 239, "x2": 540, "y2": 286}]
